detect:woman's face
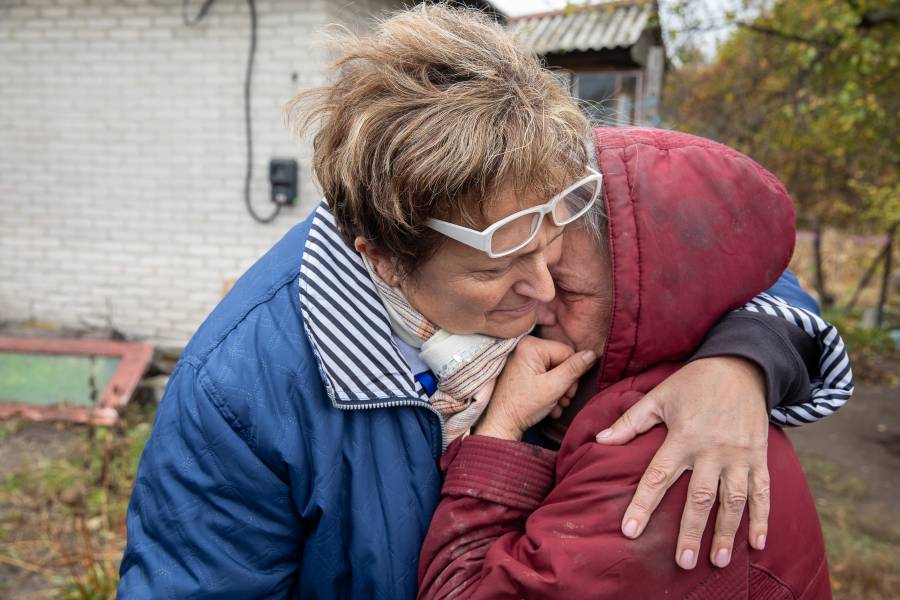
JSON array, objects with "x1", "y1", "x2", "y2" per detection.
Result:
[
  {"x1": 535, "y1": 226, "x2": 613, "y2": 356},
  {"x1": 396, "y1": 185, "x2": 565, "y2": 338}
]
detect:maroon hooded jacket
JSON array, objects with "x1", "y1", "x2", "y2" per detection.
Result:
[{"x1": 417, "y1": 128, "x2": 831, "y2": 600}]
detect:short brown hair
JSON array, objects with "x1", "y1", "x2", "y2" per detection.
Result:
[{"x1": 286, "y1": 4, "x2": 589, "y2": 276}]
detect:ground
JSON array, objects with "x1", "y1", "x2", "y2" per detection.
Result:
[
  {"x1": 789, "y1": 384, "x2": 900, "y2": 526},
  {"x1": 0, "y1": 375, "x2": 898, "y2": 598},
  {"x1": 787, "y1": 380, "x2": 900, "y2": 599}
]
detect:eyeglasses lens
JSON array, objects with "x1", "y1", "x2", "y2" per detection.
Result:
[
  {"x1": 552, "y1": 178, "x2": 599, "y2": 225},
  {"x1": 490, "y1": 212, "x2": 541, "y2": 255}
]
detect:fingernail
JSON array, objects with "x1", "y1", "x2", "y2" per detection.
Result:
[
  {"x1": 581, "y1": 350, "x2": 596, "y2": 365},
  {"x1": 755, "y1": 534, "x2": 766, "y2": 550},
  {"x1": 679, "y1": 549, "x2": 696, "y2": 570},
  {"x1": 596, "y1": 428, "x2": 613, "y2": 440},
  {"x1": 622, "y1": 519, "x2": 638, "y2": 538},
  {"x1": 714, "y1": 548, "x2": 730, "y2": 568}
]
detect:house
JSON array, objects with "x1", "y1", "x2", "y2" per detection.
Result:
[
  {"x1": 0, "y1": 0, "x2": 492, "y2": 345},
  {"x1": 509, "y1": 1, "x2": 666, "y2": 126}
]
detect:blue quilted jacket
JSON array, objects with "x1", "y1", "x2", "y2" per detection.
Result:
[
  {"x1": 118, "y1": 208, "x2": 443, "y2": 598},
  {"x1": 118, "y1": 205, "x2": 821, "y2": 599}
]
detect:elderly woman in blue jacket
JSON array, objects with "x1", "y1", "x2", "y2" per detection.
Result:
[{"x1": 118, "y1": 6, "x2": 849, "y2": 598}]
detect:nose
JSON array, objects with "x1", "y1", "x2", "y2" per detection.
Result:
[{"x1": 513, "y1": 257, "x2": 556, "y2": 304}]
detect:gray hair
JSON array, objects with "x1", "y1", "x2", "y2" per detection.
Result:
[
  {"x1": 577, "y1": 199, "x2": 608, "y2": 251},
  {"x1": 573, "y1": 139, "x2": 609, "y2": 251}
]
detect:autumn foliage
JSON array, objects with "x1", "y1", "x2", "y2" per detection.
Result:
[{"x1": 664, "y1": 0, "x2": 898, "y2": 232}]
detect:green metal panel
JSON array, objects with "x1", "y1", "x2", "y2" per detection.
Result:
[{"x1": 0, "y1": 352, "x2": 121, "y2": 406}]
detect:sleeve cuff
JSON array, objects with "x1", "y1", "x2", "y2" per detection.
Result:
[
  {"x1": 442, "y1": 435, "x2": 557, "y2": 512},
  {"x1": 690, "y1": 312, "x2": 816, "y2": 410}
]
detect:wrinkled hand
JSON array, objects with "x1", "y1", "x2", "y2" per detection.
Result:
[
  {"x1": 595, "y1": 357, "x2": 770, "y2": 570},
  {"x1": 473, "y1": 336, "x2": 596, "y2": 441}
]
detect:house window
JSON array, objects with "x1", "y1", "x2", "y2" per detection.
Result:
[{"x1": 573, "y1": 71, "x2": 642, "y2": 126}]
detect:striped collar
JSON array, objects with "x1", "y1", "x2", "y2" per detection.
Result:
[{"x1": 299, "y1": 202, "x2": 430, "y2": 407}]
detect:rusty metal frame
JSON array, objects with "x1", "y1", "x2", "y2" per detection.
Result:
[{"x1": 0, "y1": 337, "x2": 154, "y2": 426}]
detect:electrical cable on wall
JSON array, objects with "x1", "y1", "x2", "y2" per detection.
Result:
[
  {"x1": 182, "y1": 0, "x2": 216, "y2": 26},
  {"x1": 183, "y1": 0, "x2": 281, "y2": 223}
]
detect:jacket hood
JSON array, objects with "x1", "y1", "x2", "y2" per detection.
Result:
[{"x1": 592, "y1": 127, "x2": 796, "y2": 391}]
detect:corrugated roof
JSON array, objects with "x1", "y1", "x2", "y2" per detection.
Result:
[{"x1": 508, "y1": 2, "x2": 654, "y2": 55}]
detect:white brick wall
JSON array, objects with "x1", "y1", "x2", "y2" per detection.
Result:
[{"x1": 0, "y1": 0, "x2": 402, "y2": 345}]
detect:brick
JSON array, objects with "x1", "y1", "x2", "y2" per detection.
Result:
[
  {"x1": 40, "y1": 7, "x2": 70, "y2": 18},
  {"x1": 87, "y1": 17, "x2": 117, "y2": 28},
  {"x1": 8, "y1": 7, "x2": 39, "y2": 19}
]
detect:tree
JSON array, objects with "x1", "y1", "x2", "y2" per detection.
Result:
[{"x1": 663, "y1": 0, "x2": 899, "y2": 313}]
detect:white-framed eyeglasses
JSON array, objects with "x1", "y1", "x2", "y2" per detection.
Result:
[{"x1": 426, "y1": 167, "x2": 602, "y2": 258}]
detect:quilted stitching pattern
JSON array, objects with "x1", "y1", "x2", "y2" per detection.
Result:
[{"x1": 119, "y1": 214, "x2": 443, "y2": 599}]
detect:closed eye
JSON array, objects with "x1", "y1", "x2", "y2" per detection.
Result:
[
  {"x1": 556, "y1": 285, "x2": 583, "y2": 299},
  {"x1": 476, "y1": 262, "x2": 513, "y2": 277}
]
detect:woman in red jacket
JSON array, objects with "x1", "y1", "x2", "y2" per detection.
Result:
[{"x1": 418, "y1": 128, "x2": 838, "y2": 599}]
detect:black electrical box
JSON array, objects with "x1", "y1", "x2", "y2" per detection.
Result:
[{"x1": 269, "y1": 159, "x2": 298, "y2": 206}]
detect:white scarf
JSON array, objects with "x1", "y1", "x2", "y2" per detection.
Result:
[{"x1": 361, "y1": 256, "x2": 522, "y2": 443}]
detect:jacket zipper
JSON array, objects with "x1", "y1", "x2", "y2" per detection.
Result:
[{"x1": 331, "y1": 398, "x2": 446, "y2": 459}]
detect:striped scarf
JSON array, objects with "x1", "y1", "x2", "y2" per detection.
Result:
[{"x1": 362, "y1": 256, "x2": 522, "y2": 442}]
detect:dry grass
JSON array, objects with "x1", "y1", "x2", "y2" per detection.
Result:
[
  {"x1": 0, "y1": 402, "x2": 153, "y2": 599},
  {"x1": 789, "y1": 229, "x2": 899, "y2": 313},
  {"x1": 799, "y1": 454, "x2": 900, "y2": 599}
]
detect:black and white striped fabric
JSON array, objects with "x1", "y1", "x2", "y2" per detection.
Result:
[
  {"x1": 741, "y1": 292, "x2": 854, "y2": 426},
  {"x1": 299, "y1": 204, "x2": 429, "y2": 407}
]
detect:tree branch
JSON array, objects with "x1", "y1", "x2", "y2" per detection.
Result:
[
  {"x1": 736, "y1": 22, "x2": 834, "y2": 47},
  {"x1": 860, "y1": 7, "x2": 900, "y2": 28}
]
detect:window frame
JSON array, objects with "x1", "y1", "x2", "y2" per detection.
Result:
[{"x1": 571, "y1": 69, "x2": 645, "y2": 126}]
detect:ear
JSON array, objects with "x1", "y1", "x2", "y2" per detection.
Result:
[{"x1": 354, "y1": 237, "x2": 402, "y2": 286}]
